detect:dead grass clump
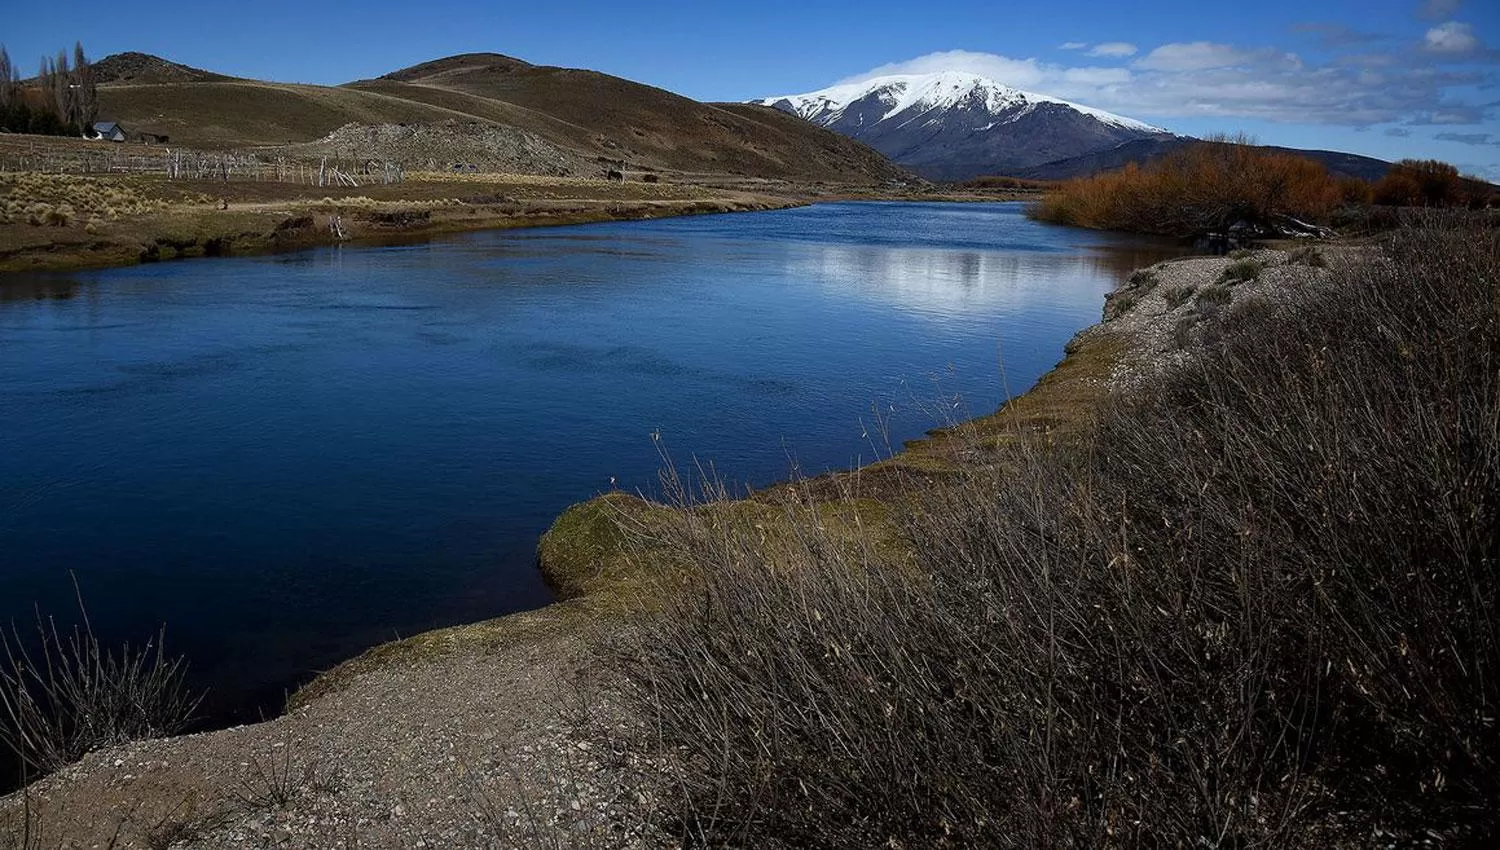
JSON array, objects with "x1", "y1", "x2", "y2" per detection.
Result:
[
  {"x1": 1286, "y1": 245, "x2": 1326, "y2": 267},
  {"x1": 612, "y1": 220, "x2": 1499, "y2": 847},
  {"x1": 1163, "y1": 283, "x2": 1197, "y2": 308},
  {"x1": 1195, "y1": 282, "x2": 1233, "y2": 306},
  {"x1": 0, "y1": 587, "x2": 202, "y2": 777},
  {"x1": 1127, "y1": 267, "x2": 1159, "y2": 291},
  {"x1": 230, "y1": 745, "x2": 334, "y2": 812},
  {"x1": 1219, "y1": 257, "x2": 1264, "y2": 284}
]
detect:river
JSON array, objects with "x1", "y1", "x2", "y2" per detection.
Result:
[{"x1": 0, "y1": 201, "x2": 1181, "y2": 728}]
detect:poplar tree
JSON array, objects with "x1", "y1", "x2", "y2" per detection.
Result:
[{"x1": 71, "y1": 42, "x2": 96, "y2": 128}]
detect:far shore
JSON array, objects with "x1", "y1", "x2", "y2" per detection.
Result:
[{"x1": 0, "y1": 168, "x2": 1039, "y2": 277}]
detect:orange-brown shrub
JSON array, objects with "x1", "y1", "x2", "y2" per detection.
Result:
[
  {"x1": 961, "y1": 175, "x2": 1054, "y2": 191},
  {"x1": 1030, "y1": 140, "x2": 1344, "y2": 235},
  {"x1": 1339, "y1": 176, "x2": 1375, "y2": 205},
  {"x1": 1374, "y1": 159, "x2": 1466, "y2": 207}
]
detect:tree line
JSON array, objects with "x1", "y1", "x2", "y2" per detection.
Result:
[
  {"x1": 0, "y1": 43, "x2": 99, "y2": 137},
  {"x1": 1028, "y1": 136, "x2": 1492, "y2": 237}
]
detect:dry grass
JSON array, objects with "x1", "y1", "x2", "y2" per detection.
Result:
[
  {"x1": 604, "y1": 220, "x2": 1499, "y2": 847},
  {"x1": 0, "y1": 173, "x2": 169, "y2": 225}
]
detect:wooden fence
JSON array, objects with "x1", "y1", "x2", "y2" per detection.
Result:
[{"x1": 0, "y1": 143, "x2": 405, "y2": 187}]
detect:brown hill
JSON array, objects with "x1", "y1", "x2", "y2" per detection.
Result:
[
  {"x1": 92, "y1": 51, "x2": 235, "y2": 84},
  {"x1": 349, "y1": 53, "x2": 907, "y2": 182},
  {"x1": 96, "y1": 80, "x2": 480, "y2": 147},
  {"x1": 88, "y1": 51, "x2": 907, "y2": 184}
]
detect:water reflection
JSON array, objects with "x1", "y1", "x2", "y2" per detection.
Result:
[
  {"x1": 0, "y1": 275, "x2": 83, "y2": 302},
  {"x1": 788, "y1": 237, "x2": 1183, "y2": 323}
]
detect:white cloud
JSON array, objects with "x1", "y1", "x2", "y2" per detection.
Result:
[
  {"x1": 1423, "y1": 21, "x2": 1480, "y2": 54},
  {"x1": 837, "y1": 50, "x2": 1049, "y2": 88},
  {"x1": 1058, "y1": 42, "x2": 1087, "y2": 50},
  {"x1": 1059, "y1": 66, "x2": 1133, "y2": 85},
  {"x1": 1087, "y1": 42, "x2": 1139, "y2": 58},
  {"x1": 826, "y1": 44, "x2": 1494, "y2": 128},
  {"x1": 1134, "y1": 42, "x2": 1280, "y2": 71}
]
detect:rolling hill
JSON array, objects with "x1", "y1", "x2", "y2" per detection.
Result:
[{"x1": 89, "y1": 52, "x2": 908, "y2": 184}]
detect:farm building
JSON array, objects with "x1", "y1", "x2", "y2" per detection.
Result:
[{"x1": 89, "y1": 122, "x2": 127, "y2": 142}]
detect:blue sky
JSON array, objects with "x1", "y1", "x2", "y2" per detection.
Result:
[{"x1": 7, "y1": 0, "x2": 1499, "y2": 178}]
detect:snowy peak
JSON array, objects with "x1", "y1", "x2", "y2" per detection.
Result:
[
  {"x1": 756, "y1": 71, "x2": 1163, "y2": 135},
  {"x1": 752, "y1": 71, "x2": 1170, "y2": 181}
]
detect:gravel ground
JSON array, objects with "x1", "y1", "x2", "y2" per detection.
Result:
[
  {"x1": 1, "y1": 608, "x2": 664, "y2": 848},
  {"x1": 1080, "y1": 245, "x2": 1355, "y2": 392}
]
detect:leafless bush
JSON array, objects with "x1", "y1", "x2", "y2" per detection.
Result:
[
  {"x1": 229, "y1": 744, "x2": 333, "y2": 812},
  {"x1": 612, "y1": 220, "x2": 1498, "y2": 847},
  {"x1": 0, "y1": 589, "x2": 201, "y2": 777}
]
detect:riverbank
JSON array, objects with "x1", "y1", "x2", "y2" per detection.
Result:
[
  {"x1": 0, "y1": 171, "x2": 817, "y2": 276},
  {"x1": 0, "y1": 240, "x2": 1363, "y2": 846},
  {"x1": 0, "y1": 170, "x2": 1037, "y2": 277}
]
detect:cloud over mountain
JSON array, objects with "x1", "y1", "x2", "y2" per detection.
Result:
[{"x1": 830, "y1": 23, "x2": 1494, "y2": 130}]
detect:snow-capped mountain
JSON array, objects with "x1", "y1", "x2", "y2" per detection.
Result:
[{"x1": 752, "y1": 71, "x2": 1171, "y2": 181}]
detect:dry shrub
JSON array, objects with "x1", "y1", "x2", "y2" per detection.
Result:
[
  {"x1": 1286, "y1": 246, "x2": 1326, "y2": 267},
  {"x1": 1029, "y1": 137, "x2": 1346, "y2": 236},
  {"x1": 1373, "y1": 159, "x2": 1467, "y2": 207},
  {"x1": 614, "y1": 220, "x2": 1498, "y2": 847},
  {"x1": 0, "y1": 593, "x2": 202, "y2": 777},
  {"x1": 1338, "y1": 176, "x2": 1375, "y2": 205},
  {"x1": 962, "y1": 175, "x2": 1054, "y2": 191}
]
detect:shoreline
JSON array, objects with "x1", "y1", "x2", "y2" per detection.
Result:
[{"x1": 0, "y1": 192, "x2": 806, "y2": 277}]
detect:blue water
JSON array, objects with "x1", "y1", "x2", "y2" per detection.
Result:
[{"x1": 0, "y1": 202, "x2": 1179, "y2": 722}]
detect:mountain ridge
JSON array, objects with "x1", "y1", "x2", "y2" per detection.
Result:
[
  {"x1": 1012, "y1": 137, "x2": 1394, "y2": 182},
  {"x1": 753, "y1": 70, "x2": 1172, "y2": 181}
]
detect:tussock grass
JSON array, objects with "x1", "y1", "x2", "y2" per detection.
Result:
[
  {"x1": 1162, "y1": 283, "x2": 1197, "y2": 308},
  {"x1": 1219, "y1": 257, "x2": 1264, "y2": 284},
  {"x1": 0, "y1": 173, "x2": 165, "y2": 225},
  {"x1": 608, "y1": 221, "x2": 1499, "y2": 847}
]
